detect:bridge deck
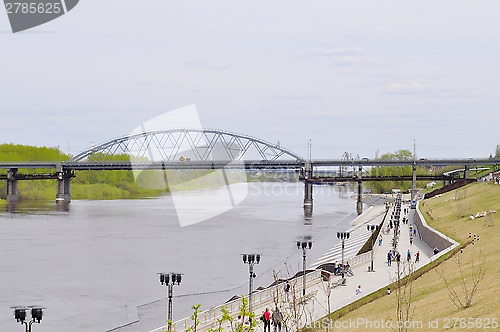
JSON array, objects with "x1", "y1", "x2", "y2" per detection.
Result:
[{"x1": 0, "y1": 157, "x2": 498, "y2": 171}]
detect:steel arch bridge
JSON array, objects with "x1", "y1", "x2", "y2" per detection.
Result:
[{"x1": 70, "y1": 129, "x2": 303, "y2": 162}]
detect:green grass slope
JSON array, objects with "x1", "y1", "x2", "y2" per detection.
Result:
[{"x1": 315, "y1": 182, "x2": 500, "y2": 331}]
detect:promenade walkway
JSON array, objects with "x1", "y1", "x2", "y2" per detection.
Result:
[
  {"x1": 150, "y1": 199, "x2": 438, "y2": 332},
  {"x1": 246, "y1": 201, "x2": 435, "y2": 331}
]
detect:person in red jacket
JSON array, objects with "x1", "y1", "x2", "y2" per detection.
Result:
[{"x1": 262, "y1": 308, "x2": 271, "y2": 332}]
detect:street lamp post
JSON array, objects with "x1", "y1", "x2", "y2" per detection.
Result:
[
  {"x1": 367, "y1": 224, "x2": 379, "y2": 272},
  {"x1": 296, "y1": 240, "x2": 312, "y2": 296},
  {"x1": 158, "y1": 272, "x2": 183, "y2": 331},
  {"x1": 10, "y1": 306, "x2": 45, "y2": 332},
  {"x1": 242, "y1": 253, "x2": 260, "y2": 320},
  {"x1": 337, "y1": 232, "x2": 350, "y2": 281}
]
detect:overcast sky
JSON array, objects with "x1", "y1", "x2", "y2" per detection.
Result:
[{"x1": 1, "y1": 0, "x2": 499, "y2": 159}]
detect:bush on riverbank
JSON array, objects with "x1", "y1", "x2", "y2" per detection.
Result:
[
  {"x1": 18, "y1": 180, "x2": 55, "y2": 200},
  {"x1": 71, "y1": 183, "x2": 163, "y2": 200}
]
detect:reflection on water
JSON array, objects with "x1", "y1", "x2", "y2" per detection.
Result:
[{"x1": 3, "y1": 201, "x2": 70, "y2": 214}]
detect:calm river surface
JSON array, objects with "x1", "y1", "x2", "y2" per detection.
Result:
[{"x1": 0, "y1": 182, "x2": 358, "y2": 332}]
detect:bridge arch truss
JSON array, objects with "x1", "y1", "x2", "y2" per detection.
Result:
[{"x1": 70, "y1": 129, "x2": 303, "y2": 163}]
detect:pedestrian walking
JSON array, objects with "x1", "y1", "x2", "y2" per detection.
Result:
[
  {"x1": 284, "y1": 281, "x2": 291, "y2": 302},
  {"x1": 378, "y1": 235, "x2": 383, "y2": 246},
  {"x1": 410, "y1": 236, "x2": 413, "y2": 245},
  {"x1": 415, "y1": 251, "x2": 420, "y2": 263},
  {"x1": 413, "y1": 228, "x2": 417, "y2": 237},
  {"x1": 334, "y1": 261, "x2": 340, "y2": 275},
  {"x1": 396, "y1": 252, "x2": 401, "y2": 263},
  {"x1": 262, "y1": 308, "x2": 271, "y2": 332},
  {"x1": 387, "y1": 250, "x2": 392, "y2": 266},
  {"x1": 407, "y1": 249, "x2": 411, "y2": 261},
  {"x1": 272, "y1": 307, "x2": 283, "y2": 332}
]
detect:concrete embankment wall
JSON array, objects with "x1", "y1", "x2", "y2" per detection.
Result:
[{"x1": 413, "y1": 201, "x2": 458, "y2": 253}]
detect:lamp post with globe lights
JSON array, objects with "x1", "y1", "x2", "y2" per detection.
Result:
[
  {"x1": 242, "y1": 253, "x2": 260, "y2": 320},
  {"x1": 10, "y1": 306, "x2": 45, "y2": 332},
  {"x1": 158, "y1": 272, "x2": 183, "y2": 331},
  {"x1": 297, "y1": 239, "x2": 312, "y2": 296}
]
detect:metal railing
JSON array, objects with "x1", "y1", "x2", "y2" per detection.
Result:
[{"x1": 149, "y1": 270, "x2": 323, "y2": 332}]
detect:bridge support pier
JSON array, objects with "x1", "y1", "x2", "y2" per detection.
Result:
[
  {"x1": 6, "y1": 168, "x2": 19, "y2": 203},
  {"x1": 356, "y1": 165, "x2": 363, "y2": 215},
  {"x1": 56, "y1": 167, "x2": 72, "y2": 203},
  {"x1": 303, "y1": 162, "x2": 313, "y2": 220},
  {"x1": 356, "y1": 180, "x2": 363, "y2": 215}
]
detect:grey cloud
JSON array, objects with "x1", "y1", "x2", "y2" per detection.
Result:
[
  {"x1": 271, "y1": 93, "x2": 327, "y2": 101},
  {"x1": 331, "y1": 56, "x2": 362, "y2": 67},
  {"x1": 136, "y1": 81, "x2": 156, "y2": 87},
  {"x1": 297, "y1": 46, "x2": 365, "y2": 57},
  {"x1": 383, "y1": 82, "x2": 439, "y2": 95},
  {"x1": 382, "y1": 81, "x2": 464, "y2": 98},
  {"x1": 182, "y1": 61, "x2": 234, "y2": 71}
]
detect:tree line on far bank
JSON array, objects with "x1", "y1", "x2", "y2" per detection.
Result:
[
  {"x1": 367, "y1": 149, "x2": 429, "y2": 194},
  {"x1": 0, "y1": 144, "x2": 250, "y2": 201},
  {"x1": 0, "y1": 144, "x2": 164, "y2": 200}
]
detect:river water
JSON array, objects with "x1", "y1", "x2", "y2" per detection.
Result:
[{"x1": 0, "y1": 182, "x2": 358, "y2": 332}]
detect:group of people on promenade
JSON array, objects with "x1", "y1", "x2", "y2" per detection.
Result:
[
  {"x1": 385, "y1": 208, "x2": 421, "y2": 266},
  {"x1": 387, "y1": 248, "x2": 421, "y2": 266},
  {"x1": 260, "y1": 307, "x2": 283, "y2": 332},
  {"x1": 331, "y1": 261, "x2": 351, "y2": 276}
]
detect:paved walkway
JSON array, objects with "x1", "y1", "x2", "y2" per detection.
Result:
[
  {"x1": 147, "y1": 200, "x2": 437, "y2": 332},
  {"x1": 248, "y1": 201, "x2": 435, "y2": 331}
]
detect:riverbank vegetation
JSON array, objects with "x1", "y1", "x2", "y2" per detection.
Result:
[
  {"x1": 313, "y1": 182, "x2": 500, "y2": 331},
  {"x1": 0, "y1": 144, "x2": 165, "y2": 200},
  {"x1": 0, "y1": 143, "x2": 68, "y2": 162},
  {"x1": 0, "y1": 144, "x2": 254, "y2": 201}
]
